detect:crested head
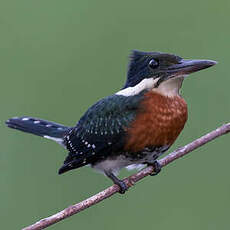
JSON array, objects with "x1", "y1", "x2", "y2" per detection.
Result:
[
  {"x1": 125, "y1": 50, "x2": 182, "y2": 88},
  {"x1": 117, "y1": 50, "x2": 216, "y2": 97}
]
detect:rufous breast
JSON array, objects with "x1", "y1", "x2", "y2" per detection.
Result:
[{"x1": 124, "y1": 91, "x2": 188, "y2": 152}]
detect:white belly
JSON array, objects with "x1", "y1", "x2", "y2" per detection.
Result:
[{"x1": 91, "y1": 151, "x2": 162, "y2": 176}]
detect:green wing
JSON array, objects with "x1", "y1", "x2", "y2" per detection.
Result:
[{"x1": 59, "y1": 93, "x2": 145, "y2": 174}]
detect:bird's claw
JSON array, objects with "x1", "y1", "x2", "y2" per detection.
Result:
[
  {"x1": 148, "y1": 160, "x2": 162, "y2": 176},
  {"x1": 116, "y1": 180, "x2": 128, "y2": 194}
]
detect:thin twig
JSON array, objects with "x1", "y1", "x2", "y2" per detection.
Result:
[{"x1": 23, "y1": 123, "x2": 230, "y2": 230}]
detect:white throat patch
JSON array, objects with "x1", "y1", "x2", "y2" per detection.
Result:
[
  {"x1": 116, "y1": 76, "x2": 185, "y2": 97},
  {"x1": 153, "y1": 76, "x2": 184, "y2": 97}
]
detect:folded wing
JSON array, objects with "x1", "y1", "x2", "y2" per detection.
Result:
[{"x1": 58, "y1": 93, "x2": 145, "y2": 174}]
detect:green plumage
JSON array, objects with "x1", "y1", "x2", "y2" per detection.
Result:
[
  {"x1": 77, "y1": 93, "x2": 145, "y2": 136},
  {"x1": 60, "y1": 92, "x2": 146, "y2": 173}
]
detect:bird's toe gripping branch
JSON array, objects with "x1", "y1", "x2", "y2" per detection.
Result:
[
  {"x1": 116, "y1": 180, "x2": 129, "y2": 194},
  {"x1": 148, "y1": 160, "x2": 162, "y2": 176},
  {"x1": 105, "y1": 171, "x2": 129, "y2": 194}
]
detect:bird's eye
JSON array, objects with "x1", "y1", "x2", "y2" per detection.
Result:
[{"x1": 149, "y1": 59, "x2": 159, "y2": 69}]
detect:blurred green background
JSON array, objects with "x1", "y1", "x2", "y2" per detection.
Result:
[{"x1": 1, "y1": 0, "x2": 229, "y2": 229}]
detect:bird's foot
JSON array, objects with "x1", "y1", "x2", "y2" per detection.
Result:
[
  {"x1": 105, "y1": 171, "x2": 128, "y2": 194},
  {"x1": 148, "y1": 160, "x2": 162, "y2": 176},
  {"x1": 115, "y1": 179, "x2": 129, "y2": 194}
]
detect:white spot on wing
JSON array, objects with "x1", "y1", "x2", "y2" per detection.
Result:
[{"x1": 22, "y1": 117, "x2": 30, "y2": 121}]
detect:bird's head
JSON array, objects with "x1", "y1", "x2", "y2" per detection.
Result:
[{"x1": 119, "y1": 50, "x2": 217, "y2": 97}]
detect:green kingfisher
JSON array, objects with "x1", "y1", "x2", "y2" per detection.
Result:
[{"x1": 6, "y1": 50, "x2": 217, "y2": 193}]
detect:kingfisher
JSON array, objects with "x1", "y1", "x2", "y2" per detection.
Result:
[{"x1": 6, "y1": 50, "x2": 216, "y2": 193}]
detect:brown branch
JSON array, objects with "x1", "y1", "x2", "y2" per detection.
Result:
[{"x1": 23, "y1": 123, "x2": 230, "y2": 230}]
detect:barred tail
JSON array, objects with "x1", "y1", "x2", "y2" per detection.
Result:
[{"x1": 6, "y1": 116, "x2": 70, "y2": 146}]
